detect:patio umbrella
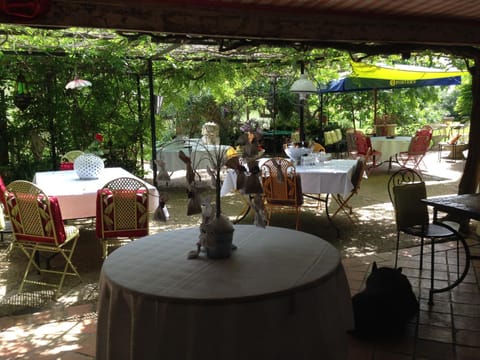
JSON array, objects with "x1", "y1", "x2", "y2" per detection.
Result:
[{"x1": 318, "y1": 62, "x2": 469, "y2": 129}]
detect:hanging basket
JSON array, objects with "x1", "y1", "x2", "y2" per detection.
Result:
[{"x1": 74, "y1": 153, "x2": 104, "y2": 179}]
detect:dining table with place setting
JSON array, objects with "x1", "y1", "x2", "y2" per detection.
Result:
[
  {"x1": 32, "y1": 167, "x2": 159, "y2": 220},
  {"x1": 220, "y1": 157, "x2": 358, "y2": 235},
  {"x1": 221, "y1": 157, "x2": 356, "y2": 198}
]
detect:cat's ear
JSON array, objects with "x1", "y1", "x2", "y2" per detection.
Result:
[
  {"x1": 372, "y1": 262, "x2": 378, "y2": 271},
  {"x1": 396, "y1": 267, "x2": 403, "y2": 273}
]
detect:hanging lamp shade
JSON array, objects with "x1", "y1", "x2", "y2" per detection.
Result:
[
  {"x1": 290, "y1": 74, "x2": 317, "y2": 99},
  {"x1": 14, "y1": 74, "x2": 32, "y2": 111},
  {"x1": 65, "y1": 78, "x2": 92, "y2": 90}
]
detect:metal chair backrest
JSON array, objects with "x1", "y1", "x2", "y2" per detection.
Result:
[
  {"x1": 407, "y1": 134, "x2": 431, "y2": 156},
  {"x1": 351, "y1": 158, "x2": 366, "y2": 192},
  {"x1": 5, "y1": 180, "x2": 67, "y2": 245},
  {"x1": 387, "y1": 168, "x2": 429, "y2": 229},
  {"x1": 354, "y1": 131, "x2": 370, "y2": 156},
  {"x1": 416, "y1": 127, "x2": 433, "y2": 141}
]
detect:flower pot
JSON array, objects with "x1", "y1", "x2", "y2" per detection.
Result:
[
  {"x1": 206, "y1": 230, "x2": 234, "y2": 259},
  {"x1": 74, "y1": 153, "x2": 105, "y2": 179}
]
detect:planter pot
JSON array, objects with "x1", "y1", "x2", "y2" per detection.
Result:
[
  {"x1": 206, "y1": 230, "x2": 235, "y2": 259},
  {"x1": 74, "y1": 153, "x2": 105, "y2": 179}
]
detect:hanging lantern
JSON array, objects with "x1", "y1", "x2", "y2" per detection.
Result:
[{"x1": 14, "y1": 74, "x2": 32, "y2": 111}]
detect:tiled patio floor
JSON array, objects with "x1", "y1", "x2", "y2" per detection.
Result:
[{"x1": 1, "y1": 238, "x2": 479, "y2": 359}]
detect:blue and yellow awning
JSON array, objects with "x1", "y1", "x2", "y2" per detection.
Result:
[{"x1": 320, "y1": 62, "x2": 469, "y2": 93}]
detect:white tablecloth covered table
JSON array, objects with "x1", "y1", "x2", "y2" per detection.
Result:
[
  {"x1": 157, "y1": 139, "x2": 232, "y2": 172},
  {"x1": 369, "y1": 136, "x2": 411, "y2": 163},
  {"x1": 221, "y1": 159, "x2": 356, "y2": 198},
  {"x1": 33, "y1": 167, "x2": 159, "y2": 220},
  {"x1": 96, "y1": 225, "x2": 354, "y2": 360},
  {"x1": 295, "y1": 159, "x2": 357, "y2": 197}
]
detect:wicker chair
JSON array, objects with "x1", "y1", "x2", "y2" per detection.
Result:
[
  {"x1": 60, "y1": 150, "x2": 84, "y2": 170},
  {"x1": 261, "y1": 158, "x2": 303, "y2": 230},
  {"x1": 5, "y1": 180, "x2": 81, "y2": 296},
  {"x1": 0, "y1": 175, "x2": 13, "y2": 243},
  {"x1": 96, "y1": 177, "x2": 150, "y2": 258}
]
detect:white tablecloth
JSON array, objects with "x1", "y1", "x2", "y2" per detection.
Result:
[
  {"x1": 221, "y1": 159, "x2": 356, "y2": 197},
  {"x1": 32, "y1": 167, "x2": 159, "y2": 220},
  {"x1": 370, "y1": 136, "x2": 411, "y2": 162},
  {"x1": 295, "y1": 159, "x2": 357, "y2": 196},
  {"x1": 157, "y1": 140, "x2": 232, "y2": 172},
  {"x1": 96, "y1": 225, "x2": 353, "y2": 360}
]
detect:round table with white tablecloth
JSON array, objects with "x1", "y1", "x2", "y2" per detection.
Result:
[
  {"x1": 96, "y1": 225, "x2": 354, "y2": 360},
  {"x1": 369, "y1": 136, "x2": 412, "y2": 163}
]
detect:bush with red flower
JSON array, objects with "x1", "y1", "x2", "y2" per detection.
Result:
[{"x1": 85, "y1": 133, "x2": 105, "y2": 157}]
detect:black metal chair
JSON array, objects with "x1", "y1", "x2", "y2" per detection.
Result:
[
  {"x1": 387, "y1": 168, "x2": 468, "y2": 304},
  {"x1": 387, "y1": 168, "x2": 459, "y2": 270}
]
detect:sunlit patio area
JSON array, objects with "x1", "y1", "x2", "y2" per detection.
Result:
[{"x1": 1, "y1": 150, "x2": 479, "y2": 359}]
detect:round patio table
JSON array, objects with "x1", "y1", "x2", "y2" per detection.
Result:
[
  {"x1": 369, "y1": 136, "x2": 412, "y2": 163},
  {"x1": 96, "y1": 225, "x2": 353, "y2": 360}
]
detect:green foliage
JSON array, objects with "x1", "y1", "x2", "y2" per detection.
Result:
[
  {"x1": 454, "y1": 79, "x2": 472, "y2": 120},
  {"x1": 0, "y1": 25, "x2": 472, "y2": 178}
]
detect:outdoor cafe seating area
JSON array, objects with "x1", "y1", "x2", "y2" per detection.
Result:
[
  {"x1": 1, "y1": 178, "x2": 479, "y2": 359},
  {"x1": 1, "y1": 125, "x2": 479, "y2": 359}
]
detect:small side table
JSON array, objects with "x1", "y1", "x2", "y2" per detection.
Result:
[{"x1": 438, "y1": 142, "x2": 468, "y2": 162}]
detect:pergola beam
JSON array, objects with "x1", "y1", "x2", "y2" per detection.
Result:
[{"x1": 0, "y1": 1, "x2": 479, "y2": 48}]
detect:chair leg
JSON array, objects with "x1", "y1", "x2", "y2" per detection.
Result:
[
  {"x1": 295, "y1": 207, "x2": 300, "y2": 230},
  {"x1": 19, "y1": 246, "x2": 39, "y2": 293},
  {"x1": 457, "y1": 238, "x2": 460, "y2": 277},
  {"x1": 102, "y1": 241, "x2": 108, "y2": 259},
  {"x1": 56, "y1": 244, "x2": 81, "y2": 297},
  {"x1": 395, "y1": 232, "x2": 400, "y2": 268},
  {"x1": 429, "y1": 237, "x2": 435, "y2": 305},
  {"x1": 420, "y1": 237, "x2": 425, "y2": 271}
]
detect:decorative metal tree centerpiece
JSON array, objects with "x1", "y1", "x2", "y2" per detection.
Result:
[{"x1": 184, "y1": 121, "x2": 267, "y2": 260}]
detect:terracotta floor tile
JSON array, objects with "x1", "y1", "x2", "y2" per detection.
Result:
[
  {"x1": 453, "y1": 303, "x2": 480, "y2": 317},
  {"x1": 415, "y1": 339, "x2": 455, "y2": 360},
  {"x1": 373, "y1": 332, "x2": 416, "y2": 355},
  {"x1": 419, "y1": 299, "x2": 451, "y2": 314},
  {"x1": 455, "y1": 345, "x2": 480, "y2": 360},
  {"x1": 417, "y1": 324, "x2": 453, "y2": 343},
  {"x1": 347, "y1": 334, "x2": 374, "y2": 360},
  {"x1": 453, "y1": 314, "x2": 480, "y2": 331},
  {"x1": 455, "y1": 329, "x2": 480, "y2": 347},
  {"x1": 418, "y1": 310, "x2": 452, "y2": 328},
  {"x1": 451, "y1": 291, "x2": 480, "y2": 305},
  {"x1": 373, "y1": 351, "x2": 413, "y2": 360},
  {"x1": 75, "y1": 333, "x2": 97, "y2": 357}
]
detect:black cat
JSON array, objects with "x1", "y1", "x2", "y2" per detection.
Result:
[{"x1": 351, "y1": 262, "x2": 419, "y2": 338}]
